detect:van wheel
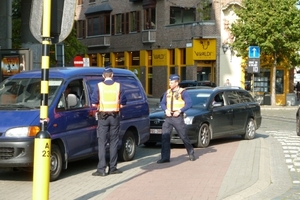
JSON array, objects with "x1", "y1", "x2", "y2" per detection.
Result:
[
  {"x1": 196, "y1": 123, "x2": 211, "y2": 148},
  {"x1": 243, "y1": 118, "x2": 256, "y2": 140},
  {"x1": 50, "y1": 144, "x2": 63, "y2": 182},
  {"x1": 118, "y1": 131, "x2": 136, "y2": 161}
]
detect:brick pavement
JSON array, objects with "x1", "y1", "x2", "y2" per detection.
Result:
[{"x1": 1, "y1": 99, "x2": 300, "y2": 199}]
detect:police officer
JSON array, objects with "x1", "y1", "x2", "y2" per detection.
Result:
[
  {"x1": 91, "y1": 68, "x2": 126, "y2": 176},
  {"x1": 157, "y1": 74, "x2": 195, "y2": 163}
]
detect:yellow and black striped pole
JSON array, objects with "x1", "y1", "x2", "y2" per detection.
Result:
[{"x1": 32, "y1": 0, "x2": 52, "y2": 199}]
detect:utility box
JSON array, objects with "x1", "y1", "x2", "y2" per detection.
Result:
[
  {"x1": 263, "y1": 92, "x2": 271, "y2": 105},
  {"x1": 286, "y1": 93, "x2": 297, "y2": 106}
]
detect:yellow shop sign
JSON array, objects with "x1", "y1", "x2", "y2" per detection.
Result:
[
  {"x1": 193, "y1": 39, "x2": 216, "y2": 60},
  {"x1": 152, "y1": 49, "x2": 168, "y2": 66}
]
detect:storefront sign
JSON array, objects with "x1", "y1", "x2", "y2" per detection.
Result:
[
  {"x1": 152, "y1": 49, "x2": 167, "y2": 66},
  {"x1": 193, "y1": 39, "x2": 216, "y2": 60}
]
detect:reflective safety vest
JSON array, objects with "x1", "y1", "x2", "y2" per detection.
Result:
[
  {"x1": 98, "y1": 82, "x2": 120, "y2": 112},
  {"x1": 166, "y1": 88, "x2": 185, "y2": 111}
]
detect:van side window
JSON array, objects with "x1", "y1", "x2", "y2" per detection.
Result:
[
  {"x1": 56, "y1": 79, "x2": 86, "y2": 110},
  {"x1": 114, "y1": 76, "x2": 143, "y2": 101}
]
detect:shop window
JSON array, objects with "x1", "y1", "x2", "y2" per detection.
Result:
[
  {"x1": 144, "y1": 8, "x2": 156, "y2": 30},
  {"x1": 276, "y1": 70, "x2": 284, "y2": 94},
  {"x1": 180, "y1": 48, "x2": 186, "y2": 65},
  {"x1": 131, "y1": 51, "x2": 140, "y2": 66},
  {"x1": 170, "y1": 7, "x2": 195, "y2": 25},
  {"x1": 76, "y1": 20, "x2": 86, "y2": 39},
  {"x1": 89, "y1": 54, "x2": 97, "y2": 66},
  {"x1": 148, "y1": 67, "x2": 153, "y2": 95},
  {"x1": 253, "y1": 68, "x2": 270, "y2": 93},
  {"x1": 181, "y1": 67, "x2": 187, "y2": 80},
  {"x1": 115, "y1": 52, "x2": 124, "y2": 66},
  {"x1": 169, "y1": 49, "x2": 175, "y2": 65},
  {"x1": 87, "y1": 13, "x2": 110, "y2": 36},
  {"x1": 148, "y1": 51, "x2": 152, "y2": 66},
  {"x1": 170, "y1": 67, "x2": 175, "y2": 75}
]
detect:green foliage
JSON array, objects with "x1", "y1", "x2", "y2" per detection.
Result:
[
  {"x1": 197, "y1": 0, "x2": 211, "y2": 20},
  {"x1": 230, "y1": 0, "x2": 300, "y2": 67},
  {"x1": 12, "y1": 0, "x2": 22, "y2": 49},
  {"x1": 49, "y1": 26, "x2": 87, "y2": 66}
]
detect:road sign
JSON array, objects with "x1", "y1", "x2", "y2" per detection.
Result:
[
  {"x1": 247, "y1": 58, "x2": 260, "y2": 73},
  {"x1": 249, "y1": 46, "x2": 260, "y2": 58},
  {"x1": 74, "y1": 56, "x2": 84, "y2": 67}
]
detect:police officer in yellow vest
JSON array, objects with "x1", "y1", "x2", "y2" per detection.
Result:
[
  {"x1": 157, "y1": 74, "x2": 195, "y2": 163},
  {"x1": 91, "y1": 68, "x2": 126, "y2": 176}
]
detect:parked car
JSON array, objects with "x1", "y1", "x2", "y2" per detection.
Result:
[
  {"x1": 147, "y1": 87, "x2": 262, "y2": 147},
  {"x1": 179, "y1": 80, "x2": 216, "y2": 88},
  {"x1": 0, "y1": 67, "x2": 150, "y2": 181}
]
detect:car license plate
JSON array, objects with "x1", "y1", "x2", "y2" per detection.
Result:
[{"x1": 150, "y1": 129, "x2": 162, "y2": 134}]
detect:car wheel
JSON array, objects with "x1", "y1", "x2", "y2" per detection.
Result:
[
  {"x1": 196, "y1": 123, "x2": 211, "y2": 148},
  {"x1": 143, "y1": 142, "x2": 157, "y2": 147},
  {"x1": 243, "y1": 118, "x2": 256, "y2": 140},
  {"x1": 118, "y1": 131, "x2": 136, "y2": 161},
  {"x1": 50, "y1": 144, "x2": 63, "y2": 182},
  {"x1": 297, "y1": 115, "x2": 300, "y2": 136}
]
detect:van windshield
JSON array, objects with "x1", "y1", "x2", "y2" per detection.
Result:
[{"x1": 0, "y1": 78, "x2": 62, "y2": 109}]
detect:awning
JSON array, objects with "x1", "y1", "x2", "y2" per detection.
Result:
[{"x1": 84, "y1": 4, "x2": 112, "y2": 15}]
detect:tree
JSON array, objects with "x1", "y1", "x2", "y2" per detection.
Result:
[{"x1": 230, "y1": 0, "x2": 300, "y2": 105}]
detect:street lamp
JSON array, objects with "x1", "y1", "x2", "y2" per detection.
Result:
[{"x1": 222, "y1": 43, "x2": 229, "y2": 53}]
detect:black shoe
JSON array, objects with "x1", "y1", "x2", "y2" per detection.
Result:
[
  {"x1": 92, "y1": 171, "x2": 106, "y2": 177},
  {"x1": 189, "y1": 154, "x2": 196, "y2": 161},
  {"x1": 109, "y1": 169, "x2": 122, "y2": 174},
  {"x1": 157, "y1": 159, "x2": 170, "y2": 164}
]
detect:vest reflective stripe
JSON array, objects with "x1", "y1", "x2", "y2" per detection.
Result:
[
  {"x1": 98, "y1": 82, "x2": 120, "y2": 112},
  {"x1": 166, "y1": 88, "x2": 185, "y2": 111}
]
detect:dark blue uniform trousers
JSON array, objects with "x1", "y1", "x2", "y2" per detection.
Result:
[
  {"x1": 161, "y1": 115, "x2": 194, "y2": 160},
  {"x1": 97, "y1": 115, "x2": 120, "y2": 173}
]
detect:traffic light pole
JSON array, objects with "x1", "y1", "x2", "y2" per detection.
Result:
[{"x1": 32, "y1": 0, "x2": 51, "y2": 199}]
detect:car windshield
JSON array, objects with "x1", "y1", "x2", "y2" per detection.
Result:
[
  {"x1": 0, "y1": 78, "x2": 63, "y2": 109},
  {"x1": 188, "y1": 91, "x2": 211, "y2": 108}
]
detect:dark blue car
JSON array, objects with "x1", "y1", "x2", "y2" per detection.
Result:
[{"x1": 148, "y1": 87, "x2": 262, "y2": 148}]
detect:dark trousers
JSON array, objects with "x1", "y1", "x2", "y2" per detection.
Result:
[
  {"x1": 161, "y1": 115, "x2": 194, "y2": 160},
  {"x1": 96, "y1": 115, "x2": 120, "y2": 173}
]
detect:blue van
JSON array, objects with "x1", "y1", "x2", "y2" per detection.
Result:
[{"x1": 0, "y1": 67, "x2": 150, "y2": 181}]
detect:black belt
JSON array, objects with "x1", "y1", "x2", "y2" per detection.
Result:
[{"x1": 99, "y1": 112, "x2": 119, "y2": 115}]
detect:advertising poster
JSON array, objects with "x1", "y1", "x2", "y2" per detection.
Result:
[{"x1": 1, "y1": 55, "x2": 20, "y2": 77}]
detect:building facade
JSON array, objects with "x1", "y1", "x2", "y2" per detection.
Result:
[{"x1": 74, "y1": 0, "x2": 292, "y2": 104}]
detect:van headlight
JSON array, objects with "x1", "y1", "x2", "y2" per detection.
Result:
[
  {"x1": 5, "y1": 126, "x2": 40, "y2": 137},
  {"x1": 184, "y1": 116, "x2": 194, "y2": 125}
]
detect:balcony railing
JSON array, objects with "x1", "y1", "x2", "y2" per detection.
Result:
[
  {"x1": 142, "y1": 30, "x2": 156, "y2": 43},
  {"x1": 82, "y1": 36, "x2": 110, "y2": 47}
]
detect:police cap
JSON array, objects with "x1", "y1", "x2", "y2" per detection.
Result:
[
  {"x1": 169, "y1": 74, "x2": 180, "y2": 81},
  {"x1": 104, "y1": 68, "x2": 113, "y2": 73}
]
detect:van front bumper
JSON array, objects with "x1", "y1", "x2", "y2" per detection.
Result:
[{"x1": 0, "y1": 138, "x2": 34, "y2": 167}]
